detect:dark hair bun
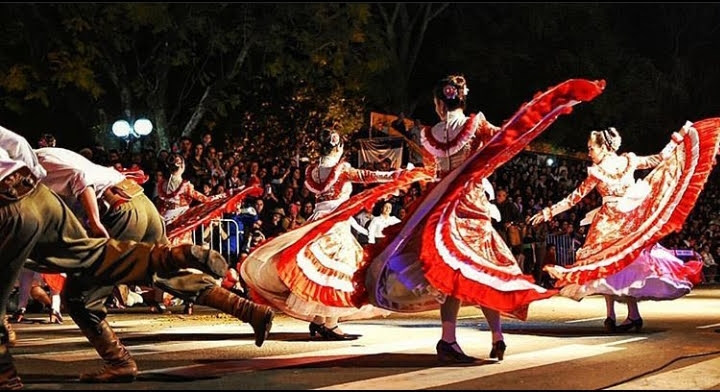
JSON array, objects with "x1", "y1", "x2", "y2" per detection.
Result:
[{"x1": 433, "y1": 74, "x2": 469, "y2": 110}]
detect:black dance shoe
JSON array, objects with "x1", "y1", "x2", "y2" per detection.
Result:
[
  {"x1": 309, "y1": 321, "x2": 325, "y2": 337},
  {"x1": 9, "y1": 308, "x2": 25, "y2": 323},
  {"x1": 489, "y1": 340, "x2": 507, "y2": 361},
  {"x1": 603, "y1": 317, "x2": 617, "y2": 333},
  {"x1": 616, "y1": 317, "x2": 643, "y2": 333},
  {"x1": 322, "y1": 325, "x2": 359, "y2": 341},
  {"x1": 436, "y1": 340, "x2": 476, "y2": 364}
]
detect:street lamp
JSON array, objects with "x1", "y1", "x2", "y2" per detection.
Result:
[
  {"x1": 112, "y1": 118, "x2": 153, "y2": 138},
  {"x1": 112, "y1": 118, "x2": 154, "y2": 153},
  {"x1": 133, "y1": 119, "x2": 153, "y2": 136}
]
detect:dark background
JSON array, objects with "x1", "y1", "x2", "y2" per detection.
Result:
[{"x1": 0, "y1": 3, "x2": 717, "y2": 154}]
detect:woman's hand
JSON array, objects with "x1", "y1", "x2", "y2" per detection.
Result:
[
  {"x1": 528, "y1": 208, "x2": 551, "y2": 226},
  {"x1": 528, "y1": 213, "x2": 545, "y2": 226}
]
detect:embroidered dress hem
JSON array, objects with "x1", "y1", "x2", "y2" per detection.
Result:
[{"x1": 558, "y1": 244, "x2": 703, "y2": 301}]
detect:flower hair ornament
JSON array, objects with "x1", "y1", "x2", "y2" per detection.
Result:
[
  {"x1": 443, "y1": 75, "x2": 470, "y2": 100},
  {"x1": 443, "y1": 84, "x2": 458, "y2": 100}
]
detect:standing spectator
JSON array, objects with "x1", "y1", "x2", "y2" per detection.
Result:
[
  {"x1": 367, "y1": 202, "x2": 401, "y2": 244},
  {"x1": 408, "y1": 118, "x2": 424, "y2": 165},
  {"x1": 300, "y1": 201, "x2": 315, "y2": 221},
  {"x1": 201, "y1": 131, "x2": 213, "y2": 150},
  {"x1": 226, "y1": 165, "x2": 244, "y2": 190},
  {"x1": 493, "y1": 189, "x2": 523, "y2": 257},
  {"x1": 178, "y1": 136, "x2": 193, "y2": 160},
  {"x1": 261, "y1": 207, "x2": 286, "y2": 238},
  {"x1": 246, "y1": 161, "x2": 262, "y2": 187},
  {"x1": 700, "y1": 245, "x2": 717, "y2": 283},
  {"x1": 281, "y1": 202, "x2": 306, "y2": 232},
  {"x1": 539, "y1": 244, "x2": 558, "y2": 288},
  {"x1": 188, "y1": 144, "x2": 209, "y2": 185}
]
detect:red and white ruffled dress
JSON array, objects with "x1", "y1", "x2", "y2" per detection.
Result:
[
  {"x1": 365, "y1": 78, "x2": 607, "y2": 320},
  {"x1": 240, "y1": 158, "x2": 431, "y2": 321},
  {"x1": 366, "y1": 112, "x2": 555, "y2": 320},
  {"x1": 544, "y1": 119, "x2": 720, "y2": 299}
]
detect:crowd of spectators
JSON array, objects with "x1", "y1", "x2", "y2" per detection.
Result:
[{"x1": 72, "y1": 126, "x2": 720, "y2": 288}]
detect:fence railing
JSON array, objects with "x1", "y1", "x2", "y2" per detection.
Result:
[
  {"x1": 546, "y1": 234, "x2": 578, "y2": 266},
  {"x1": 192, "y1": 218, "x2": 242, "y2": 264}
]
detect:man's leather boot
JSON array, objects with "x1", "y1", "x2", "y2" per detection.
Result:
[
  {"x1": 196, "y1": 286, "x2": 274, "y2": 347},
  {"x1": 0, "y1": 344, "x2": 22, "y2": 390},
  {"x1": 152, "y1": 244, "x2": 229, "y2": 278},
  {"x1": 2, "y1": 317, "x2": 15, "y2": 348},
  {"x1": 78, "y1": 319, "x2": 138, "y2": 383}
]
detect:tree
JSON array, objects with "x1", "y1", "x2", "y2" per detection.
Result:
[
  {"x1": 369, "y1": 3, "x2": 449, "y2": 115},
  {"x1": 0, "y1": 4, "x2": 387, "y2": 150}
]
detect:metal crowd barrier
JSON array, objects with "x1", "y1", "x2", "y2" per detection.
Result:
[
  {"x1": 192, "y1": 218, "x2": 242, "y2": 263},
  {"x1": 546, "y1": 234, "x2": 577, "y2": 266}
]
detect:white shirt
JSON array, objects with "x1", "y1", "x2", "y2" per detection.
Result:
[
  {"x1": 367, "y1": 214, "x2": 401, "y2": 244},
  {"x1": 0, "y1": 125, "x2": 47, "y2": 180},
  {"x1": 35, "y1": 147, "x2": 125, "y2": 199}
]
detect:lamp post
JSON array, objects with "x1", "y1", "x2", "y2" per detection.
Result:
[{"x1": 112, "y1": 118, "x2": 154, "y2": 153}]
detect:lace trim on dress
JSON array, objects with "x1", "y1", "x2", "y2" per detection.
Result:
[
  {"x1": 421, "y1": 114, "x2": 480, "y2": 157},
  {"x1": 304, "y1": 161, "x2": 345, "y2": 194}
]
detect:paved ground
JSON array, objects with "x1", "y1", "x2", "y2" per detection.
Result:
[{"x1": 9, "y1": 284, "x2": 720, "y2": 390}]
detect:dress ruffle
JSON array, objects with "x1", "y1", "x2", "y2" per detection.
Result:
[
  {"x1": 41, "y1": 273, "x2": 66, "y2": 294},
  {"x1": 546, "y1": 118, "x2": 720, "y2": 285},
  {"x1": 558, "y1": 244, "x2": 703, "y2": 301},
  {"x1": 421, "y1": 178, "x2": 555, "y2": 319}
]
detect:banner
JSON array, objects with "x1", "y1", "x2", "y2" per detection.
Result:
[
  {"x1": 369, "y1": 111, "x2": 427, "y2": 165},
  {"x1": 357, "y1": 137, "x2": 404, "y2": 169},
  {"x1": 369, "y1": 112, "x2": 414, "y2": 137}
]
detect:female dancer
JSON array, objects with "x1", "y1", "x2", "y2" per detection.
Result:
[
  {"x1": 156, "y1": 153, "x2": 211, "y2": 234},
  {"x1": 11, "y1": 269, "x2": 63, "y2": 324},
  {"x1": 242, "y1": 128, "x2": 431, "y2": 339},
  {"x1": 364, "y1": 76, "x2": 605, "y2": 362},
  {"x1": 530, "y1": 122, "x2": 719, "y2": 331}
]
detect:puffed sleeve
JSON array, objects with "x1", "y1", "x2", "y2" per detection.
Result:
[
  {"x1": 476, "y1": 112, "x2": 501, "y2": 141},
  {"x1": 0, "y1": 125, "x2": 47, "y2": 179},
  {"x1": 469, "y1": 112, "x2": 501, "y2": 151}
]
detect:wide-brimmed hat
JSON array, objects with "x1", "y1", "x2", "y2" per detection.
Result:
[{"x1": 272, "y1": 207, "x2": 285, "y2": 217}]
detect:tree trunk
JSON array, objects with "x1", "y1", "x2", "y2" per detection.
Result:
[
  {"x1": 120, "y1": 85, "x2": 133, "y2": 119},
  {"x1": 378, "y1": 3, "x2": 448, "y2": 114},
  {"x1": 180, "y1": 33, "x2": 256, "y2": 138},
  {"x1": 181, "y1": 85, "x2": 211, "y2": 138},
  {"x1": 152, "y1": 107, "x2": 170, "y2": 151}
]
